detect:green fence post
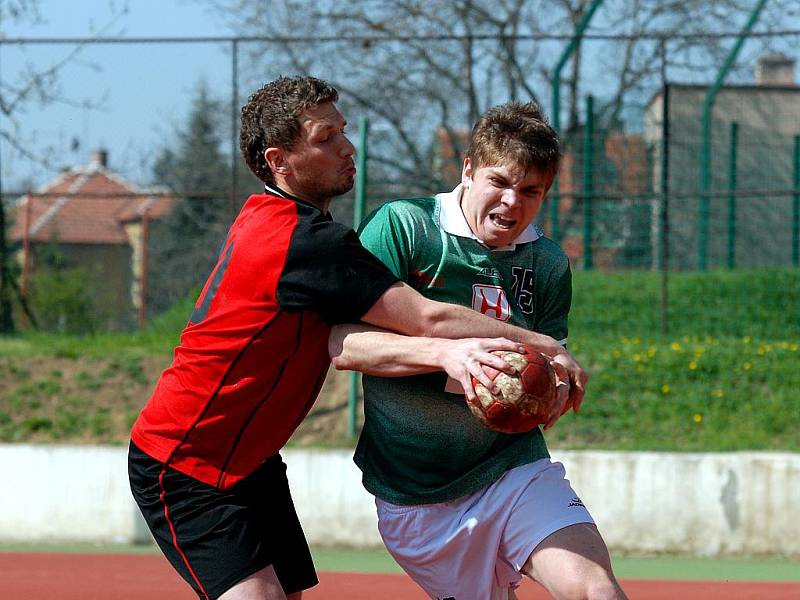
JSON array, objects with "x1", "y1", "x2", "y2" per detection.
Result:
[
  {"x1": 583, "y1": 95, "x2": 594, "y2": 271},
  {"x1": 550, "y1": 0, "x2": 605, "y2": 244},
  {"x1": 793, "y1": 135, "x2": 800, "y2": 267},
  {"x1": 659, "y1": 82, "x2": 670, "y2": 335},
  {"x1": 348, "y1": 117, "x2": 369, "y2": 440},
  {"x1": 698, "y1": 0, "x2": 767, "y2": 271},
  {"x1": 727, "y1": 122, "x2": 738, "y2": 269}
]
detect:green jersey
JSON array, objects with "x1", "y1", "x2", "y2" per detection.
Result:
[{"x1": 354, "y1": 185, "x2": 572, "y2": 505}]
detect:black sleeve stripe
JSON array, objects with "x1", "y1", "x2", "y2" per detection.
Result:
[{"x1": 190, "y1": 240, "x2": 235, "y2": 325}]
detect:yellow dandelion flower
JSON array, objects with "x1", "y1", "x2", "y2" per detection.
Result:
[
  {"x1": 647, "y1": 347, "x2": 657, "y2": 357},
  {"x1": 694, "y1": 346, "x2": 705, "y2": 356},
  {"x1": 633, "y1": 354, "x2": 642, "y2": 362},
  {"x1": 743, "y1": 362, "x2": 752, "y2": 371},
  {"x1": 661, "y1": 385, "x2": 670, "y2": 394},
  {"x1": 693, "y1": 414, "x2": 703, "y2": 423},
  {"x1": 689, "y1": 361, "x2": 698, "y2": 370},
  {"x1": 671, "y1": 342, "x2": 682, "y2": 352},
  {"x1": 612, "y1": 350, "x2": 622, "y2": 358}
]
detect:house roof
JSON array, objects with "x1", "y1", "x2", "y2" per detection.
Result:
[
  {"x1": 9, "y1": 154, "x2": 177, "y2": 246},
  {"x1": 435, "y1": 127, "x2": 471, "y2": 186}
]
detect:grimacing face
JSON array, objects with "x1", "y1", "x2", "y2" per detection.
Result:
[
  {"x1": 459, "y1": 157, "x2": 553, "y2": 248},
  {"x1": 268, "y1": 102, "x2": 356, "y2": 209}
]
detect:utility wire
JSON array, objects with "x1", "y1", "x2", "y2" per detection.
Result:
[{"x1": 1, "y1": 30, "x2": 799, "y2": 45}]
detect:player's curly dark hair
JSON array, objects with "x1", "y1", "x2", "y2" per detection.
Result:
[
  {"x1": 240, "y1": 76, "x2": 339, "y2": 183},
  {"x1": 467, "y1": 101, "x2": 561, "y2": 180}
]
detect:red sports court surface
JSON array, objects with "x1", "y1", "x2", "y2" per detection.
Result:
[{"x1": 1, "y1": 553, "x2": 798, "y2": 599}]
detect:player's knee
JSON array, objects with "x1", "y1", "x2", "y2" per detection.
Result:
[
  {"x1": 581, "y1": 576, "x2": 625, "y2": 600},
  {"x1": 553, "y1": 574, "x2": 624, "y2": 600}
]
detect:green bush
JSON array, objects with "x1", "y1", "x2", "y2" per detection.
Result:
[{"x1": 29, "y1": 266, "x2": 104, "y2": 335}]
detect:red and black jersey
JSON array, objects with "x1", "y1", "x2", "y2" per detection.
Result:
[{"x1": 131, "y1": 187, "x2": 398, "y2": 490}]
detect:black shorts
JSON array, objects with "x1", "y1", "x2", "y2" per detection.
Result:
[{"x1": 128, "y1": 441, "x2": 318, "y2": 599}]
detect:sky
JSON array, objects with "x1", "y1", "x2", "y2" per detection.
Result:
[{"x1": 1, "y1": 0, "x2": 236, "y2": 191}]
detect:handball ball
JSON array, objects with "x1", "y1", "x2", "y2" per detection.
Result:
[{"x1": 467, "y1": 346, "x2": 557, "y2": 433}]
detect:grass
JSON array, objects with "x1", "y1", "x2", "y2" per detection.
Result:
[
  {"x1": 0, "y1": 298, "x2": 193, "y2": 444},
  {"x1": 0, "y1": 293, "x2": 192, "y2": 360},
  {"x1": 313, "y1": 548, "x2": 800, "y2": 582},
  {"x1": 548, "y1": 332, "x2": 800, "y2": 450},
  {"x1": 546, "y1": 268, "x2": 800, "y2": 451},
  {"x1": 609, "y1": 555, "x2": 800, "y2": 582},
  {"x1": 1, "y1": 543, "x2": 798, "y2": 581},
  {"x1": 0, "y1": 268, "x2": 798, "y2": 450}
]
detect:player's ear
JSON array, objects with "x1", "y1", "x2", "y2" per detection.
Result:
[
  {"x1": 264, "y1": 147, "x2": 290, "y2": 176},
  {"x1": 462, "y1": 157, "x2": 473, "y2": 188}
]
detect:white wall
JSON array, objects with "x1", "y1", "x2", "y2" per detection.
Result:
[
  {"x1": 0, "y1": 444, "x2": 797, "y2": 557},
  {"x1": 556, "y1": 450, "x2": 800, "y2": 556},
  {"x1": 0, "y1": 444, "x2": 146, "y2": 544}
]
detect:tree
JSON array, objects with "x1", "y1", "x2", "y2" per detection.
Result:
[
  {"x1": 0, "y1": 1, "x2": 47, "y2": 333},
  {"x1": 146, "y1": 80, "x2": 260, "y2": 315},
  {"x1": 0, "y1": 193, "x2": 13, "y2": 333},
  {"x1": 205, "y1": 0, "x2": 791, "y2": 191},
  {"x1": 203, "y1": 0, "x2": 794, "y2": 267},
  {"x1": 0, "y1": 0, "x2": 126, "y2": 333},
  {"x1": 26, "y1": 243, "x2": 101, "y2": 334}
]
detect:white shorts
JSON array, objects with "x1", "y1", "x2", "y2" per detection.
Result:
[{"x1": 376, "y1": 459, "x2": 594, "y2": 600}]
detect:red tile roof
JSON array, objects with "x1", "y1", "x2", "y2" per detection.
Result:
[{"x1": 9, "y1": 160, "x2": 177, "y2": 246}]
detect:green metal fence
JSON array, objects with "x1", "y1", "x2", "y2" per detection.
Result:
[{"x1": 1, "y1": 25, "x2": 798, "y2": 445}]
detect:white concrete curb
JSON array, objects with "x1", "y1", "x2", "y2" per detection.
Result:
[{"x1": 0, "y1": 444, "x2": 797, "y2": 556}]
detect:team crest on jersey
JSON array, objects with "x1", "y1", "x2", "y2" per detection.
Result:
[{"x1": 472, "y1": 284, "x2": 511, "y2": 321}]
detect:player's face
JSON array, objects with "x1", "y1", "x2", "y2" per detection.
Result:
[
  {"x1": 460, "y1": 158, "x2": 552, "y2": 248},
  {"x1": 282, "y1": 102, "x2": 356, "y2": 208}
]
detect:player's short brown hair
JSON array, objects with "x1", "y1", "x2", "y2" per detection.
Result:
[
  {"x1": 240, "y1": 76, "x2": 339, "y2": 183},
  {"x1": 466, "y1": 101, "x2": 561, "y2": 180}
]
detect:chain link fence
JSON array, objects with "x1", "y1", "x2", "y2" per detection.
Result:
[{"x1": 1, "y1": 31, "x2": 798, "y2": 336}]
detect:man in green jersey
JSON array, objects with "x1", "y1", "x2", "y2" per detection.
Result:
[{"x1": 329, "y1": 102, "x2": 627, "y2": 600}]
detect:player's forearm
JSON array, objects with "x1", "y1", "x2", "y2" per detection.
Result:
[
  {"x1": 421, "y1": 302, "x2": 565, "y2": 356},
  {"x1": 329, "y1": 324, "x2": 448, "y2": 376},
  {"x1": 361, "y1": 282, "x2": 565, "y2": 358}
]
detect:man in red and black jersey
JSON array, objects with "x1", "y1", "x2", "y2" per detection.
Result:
[{"x1": 128, "y1": 76, "x2": 587, "y2": 600}]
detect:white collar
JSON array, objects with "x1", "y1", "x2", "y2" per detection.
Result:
[{"x1": 435, "y1": 183, "x2": 542, "y2": 251}]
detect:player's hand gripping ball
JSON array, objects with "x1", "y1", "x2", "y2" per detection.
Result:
[{"x1": 467, "y1": 346, "x2": 557, "y2": 434}]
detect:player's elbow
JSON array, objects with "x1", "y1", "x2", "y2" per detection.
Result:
[
  {"x1": 330, "y1": 353, "x2": 351, "y2": 371},
  {"x1": 329, "y1": 343, "x2": 358, "y2": 372},
  {"x1": 328, "y1": 328, "x2": 367, "y2": 372},
  {"x1": 328, "y1": 331, "x2": 351, "y2": 371}
]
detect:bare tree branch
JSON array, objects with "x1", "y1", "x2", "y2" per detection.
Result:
[{"x1": 202, "y1": 0, "x2": 796, "y2": 201}]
